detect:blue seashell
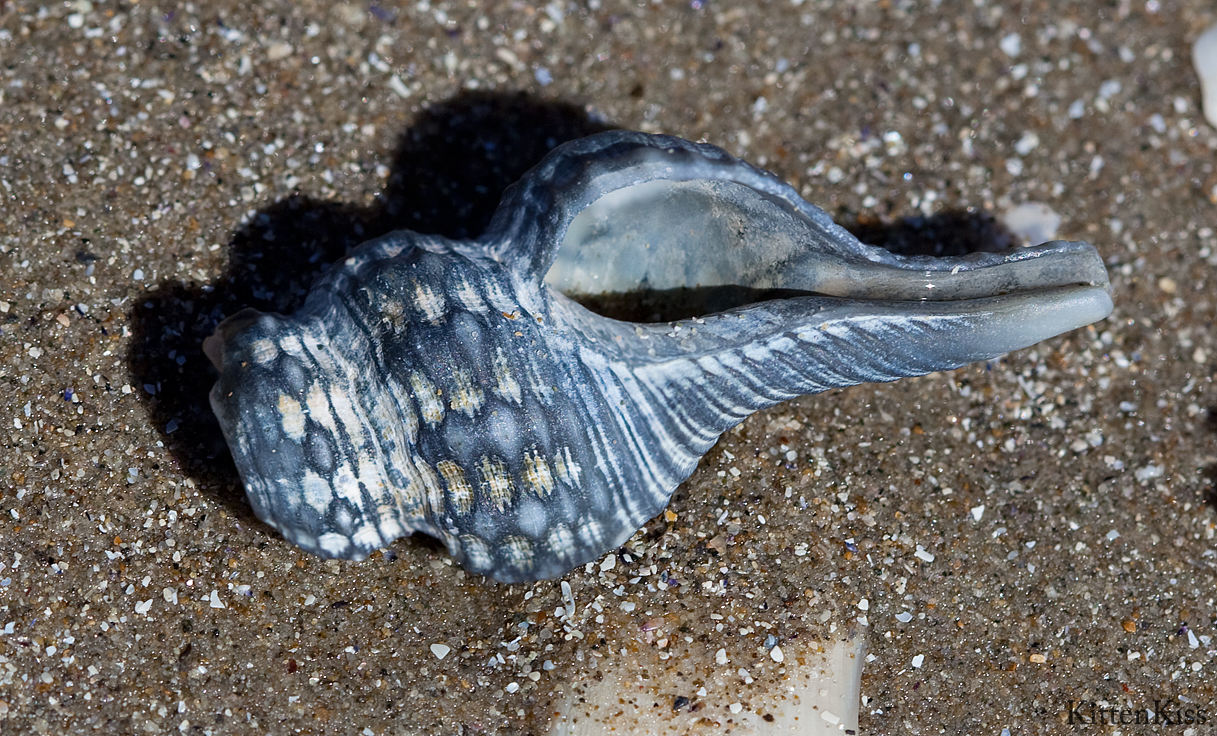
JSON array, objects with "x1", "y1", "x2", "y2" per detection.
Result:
[{"x1": 203, "y1": 131, "x2": 1112, "y2": 582}]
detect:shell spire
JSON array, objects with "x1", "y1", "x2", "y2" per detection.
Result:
[{"x1": 205, "y1": 131, "x2": 1112, "y2": 582}]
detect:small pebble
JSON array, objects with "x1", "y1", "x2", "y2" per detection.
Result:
[
  {"x1": 1002, "y1": 202, "x2": 1061, "y2": 245},
  {"x1": 430, "y1": 643, "x2": 451, "y2": 660},
  {"x1": 999, "y1": 33, "x2": 1021, "y2": 58}
]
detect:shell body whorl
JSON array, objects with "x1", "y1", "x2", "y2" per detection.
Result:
[{"x1": 210, "y1": 234, "x2": 702, "y2": 581}]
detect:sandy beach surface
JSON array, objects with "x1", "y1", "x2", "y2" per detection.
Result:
[{"x1": 1, "y1": 1, "x2": 1216, "y2": 733}]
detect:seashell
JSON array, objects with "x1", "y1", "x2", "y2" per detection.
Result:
[
  {"x1": 1194, "y1": 22, "x2": 1217, "y2": 129},
  {"x1": 204, "y1": 131, "x2": 1112, "y2": 583}
]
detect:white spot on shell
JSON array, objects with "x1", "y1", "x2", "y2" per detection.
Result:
[
  {"x1": 523, "y1": 450, "x2": 555, "y2": 497},
  {"x1": 318, "y1": 532, "x2": 350, "y2": 556},
  {"x1": 277, "y1": 394, "x2": 307, "y2": 441},
  {"x1": 514, "y1": 499, "x2": 549, "y2": 538},
  {"x1": 413, "y1": 280, "x2": 447, "y2": 323},
  {"x1": 546, "y1": 523, "x2": 575, "y2": 560},
  {"x1": 351, "y1": 524, "x2": 384, "y2": 550},
  {"x1": 553, "y1": 446, "x2": 582, "y2": 487},
  {"x1": 491, "y1": 348, "x2": 523, "y2": 404},
  {"x1": 461, "y1": 535, "x2": 492, "y2": 570},
  {"x1": 478, "y1": 456, "x2": 515, "y2": 512},
  {"x1": 250, "y1": 338, "x2": 279, "y2": 365},
  {"x1": 301, "y1": 469, "x2": 335, "y2": 511},
  {"x1": 448, "y1": 368, "x2": 485, "y2": 417},
  {"x1": 305, "y1": 385, "x2": 338, "y2": 436},
  {"x1": 278, "y1": 334, "x2": 307, "y2": 358},
  {"x1": 414, "y1": 458, "x2": 445, "y2": 518},
  {"x1": 452, "y1": 278, "x2": 487, "y2": 312},
  {"x1": 579, "y1": 518, "x2": 604, "y2": 548},
  {"x1": 502, "y1": 535, "x2": 534, "y2": 571},
  {"x1": 436, "y1": 460, "x2": 474, "y2": 515},
  {"x1": 410, "y1": 372, "x2": 445, "y2": 425}
]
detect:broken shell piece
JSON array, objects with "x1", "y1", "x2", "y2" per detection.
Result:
[
  {"x1": 1194, "y1": 23, "x2": 1217, "y2": 128},
  {"x1": 548, "y1": 635, "x2": 864, "y2": 735},
  {"x1": 205, "y1": 131, "x2": 1113, "y2": 582}
]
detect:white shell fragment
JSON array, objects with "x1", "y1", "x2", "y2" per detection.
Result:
[
  {"x1": 429, "y1": 643, "x2": 451, "y2": 660},
  {"x1": 549, "y1": 636, "x2": 863, "y2": 735},
  {"x1": 205, "y1": 131, "x2": 1114, "y2": 583},
  {"x1": 1003, "y1": 202, "x2": 1062, "y2": 245},
  {"x1": 1194, "y1": 23, "x2": 1217, "y2": 128}
]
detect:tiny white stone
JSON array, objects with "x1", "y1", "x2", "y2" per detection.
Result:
[
  {"x1": 1003, "y1": 202, "x2": 1061, "y2": 245},
  {"x1": 715, "y1": 648, "x2": 728, "y2": 665},
  {"x1": 1135, "y1": 464, "x2": 1164, "y2": 482},
  {"x1": 729, "y1": 702, "x2": 742, "y2": 714},
  {"x1": 769, "y1": 645, "x2": 784, "y2": 663},
  {"x1": 266, "y1": 42, "x2": 293, "y2": 61},
  {"x1": 999, "y1": 33, "x2": 1021, "y2": 57},
  {"x1": 912, "y1": 653, "x2": 925, "y2": 668},
  {"x1": 1013, "y1": 131, "x2": 1039, "y2": 155},
  {"x1": 857, "y1": 598, "x2": 869, "y2": 611},
  {"x1": 914, "y1": 546, "x2": 935, "y2": 563},
  {"x1": 970, "y1": 505, "x2": 985, "y2": 522},
  {"x1": 430, "y1": 643, "x2": 451, "y2": 660},
  {"x1": 1193, "y1": 24, "x2": 1217, "y2": 127},
  {"x1": 209, "y1": 590, "x2": 225, "y2": 609},
  {"x1": 1097, "y1": 79, "x2": 1122, "y2": 102},
  {"x1": 388, "y1": 74, "x2": 412, "y2": 99}
]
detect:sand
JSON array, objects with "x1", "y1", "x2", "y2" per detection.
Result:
[{"x1": 1, "y1": 0, "x2": 1216, "y2": 733}]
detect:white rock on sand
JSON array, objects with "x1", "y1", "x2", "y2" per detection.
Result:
[
  {"x1": 1193, "y1": 23, "x2": 1217, "y2": 128},
  {"x1": 1003, "y1": 202, "x2": 1062, "y2": 245}
]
